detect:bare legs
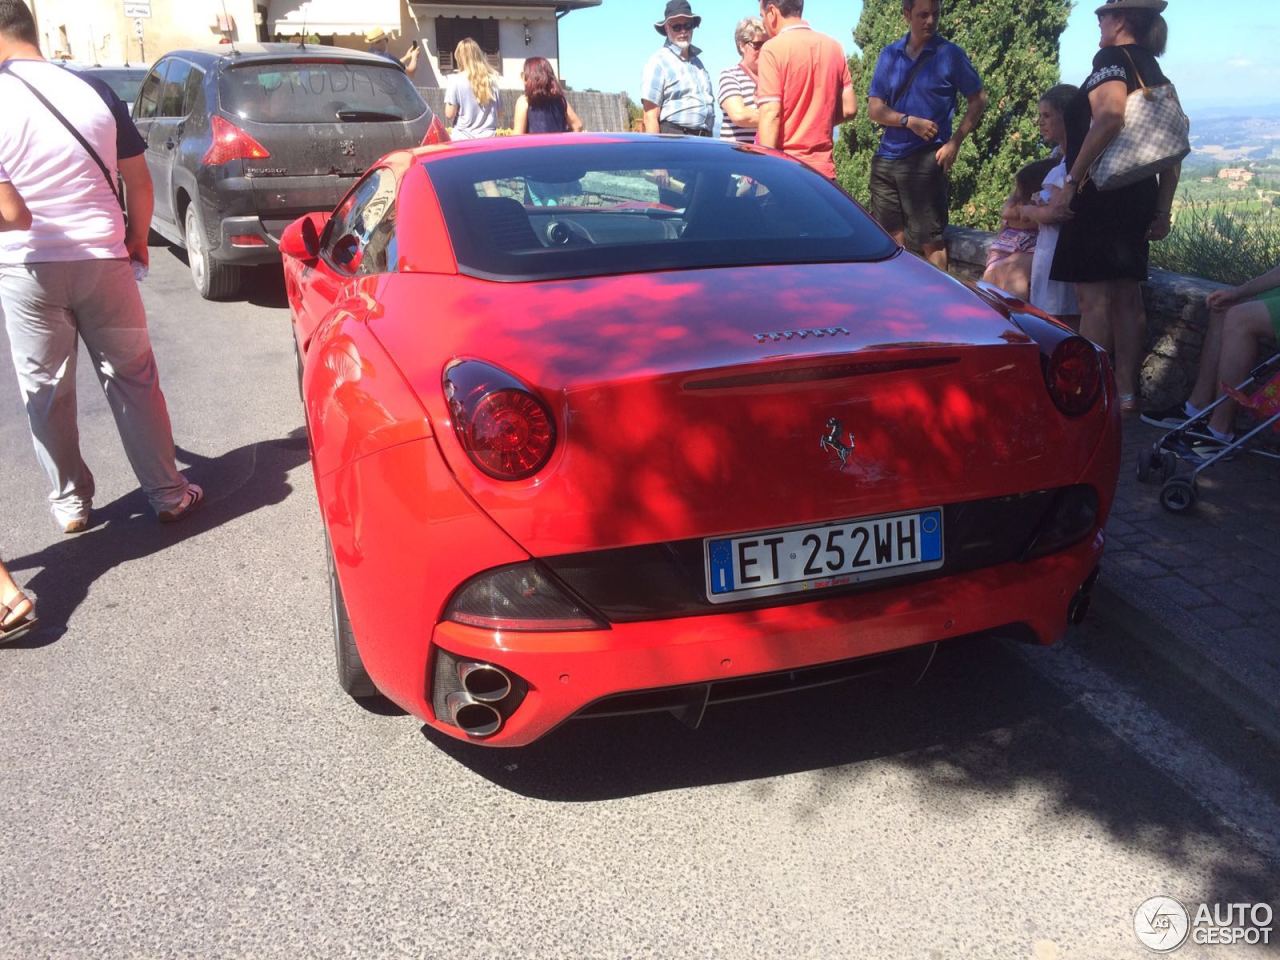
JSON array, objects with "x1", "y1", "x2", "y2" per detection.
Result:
[
  {"x1": 922, "y1": 240, "x2": 949, "y2": 272},
  {"x1": 1205, "y1": 301, "x2": 1275, "y2": 436},
  {"x1": 1077, "y1": 279, "x2": 1146, "y2": 405},
  {"x1": 982, "y1": 253, "x2": 1033, "y2": 301}
]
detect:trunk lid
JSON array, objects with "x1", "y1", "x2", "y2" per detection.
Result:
[{"x1": 370, "y1": 255, "x2": 1108, "y2": 556}]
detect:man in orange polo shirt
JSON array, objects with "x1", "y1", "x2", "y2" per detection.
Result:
[{"x1": 756, "y1": 0, "x2": 856, "y2": 180}]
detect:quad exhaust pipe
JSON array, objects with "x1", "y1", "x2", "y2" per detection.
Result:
[
  {"x1": 457, "y1": 662, "x2": 512, "y2": 702},
  {"x1": 446, "y1": 692, "x2": 503, "y2": 737},
  {"x1": 446, "y1": 663, "x2": 513, "y2": 737}
]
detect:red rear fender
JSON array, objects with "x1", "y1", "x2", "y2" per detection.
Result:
[{"x1": 303, "y1": 302, "x2": 432, "y2": 480}]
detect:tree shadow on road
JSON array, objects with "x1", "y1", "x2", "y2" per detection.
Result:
[{"x1": 2, "y1": 429, "x2": 310, "y2": 647}]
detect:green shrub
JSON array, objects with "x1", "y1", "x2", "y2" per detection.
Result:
[
  {"x1": 836, "y1": 0, "x2": 1071, "y2": 233},
  {"x1": 1151, "y1": 198, "x2": 1280, "y2": 286}
]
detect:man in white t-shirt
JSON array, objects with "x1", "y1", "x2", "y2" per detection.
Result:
[{"x1": 0, "y1": 0, "x2": 201, "y2": 532}]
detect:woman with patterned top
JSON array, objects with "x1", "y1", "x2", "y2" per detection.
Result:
[
  {"x1": 1045, "y1": 0, "x2": 1180, "y2": 413},
  {"x1": 513, "y1": 57, "x2": 584, "y2": 135},
  {"x1": 719, "y1": 17, "x2": 765, "y2": 144}
]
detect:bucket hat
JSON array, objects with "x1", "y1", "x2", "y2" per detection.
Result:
[
  {"x1": 654, "y1": 1, "x2": 702, "y2": 36},
  {"x1": 1093, "y1": 0, "x2": 1168, "y2": 15}
]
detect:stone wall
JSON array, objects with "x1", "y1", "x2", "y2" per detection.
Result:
[{"x1": 945, "y1": 226, "x2": 1228, "y2": 410}]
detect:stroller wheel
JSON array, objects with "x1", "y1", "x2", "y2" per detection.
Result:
[
  {"x1": 1159, "y1": 450, "x2": 1178, "y2": 483},
  {"x1": 1160, "y1": 476, "x2": 1198, "y2": 514},
  {"x1": 1136, "y1": 447, "x2": 1156, "y2": 483}
]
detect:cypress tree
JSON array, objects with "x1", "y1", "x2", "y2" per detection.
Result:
[{"x1": 836, "y1": 0, "x2": 1072, "y2": 233}]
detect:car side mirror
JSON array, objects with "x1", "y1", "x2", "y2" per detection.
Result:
[{"x1": 280, "y1": 212, "x2": 328, "y2": 262}]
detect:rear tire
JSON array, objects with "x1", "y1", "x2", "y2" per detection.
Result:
[
  {"x1": 185, "y1": 203, "x2": 241, "y2": 300},
  {"x1": 327, "y1": 536, "x2": 378, "y2": 699}
]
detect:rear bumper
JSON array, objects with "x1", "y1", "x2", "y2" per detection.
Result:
[
  {"x1": 202, "y1": 172, "x2": 358, "y2": 263},
  {"x1": 427, "y1": 528, "x2": 1104, "y2": 747},
  {"x1": 213, "y1": 215, "x2": 281, "y2": 264}
]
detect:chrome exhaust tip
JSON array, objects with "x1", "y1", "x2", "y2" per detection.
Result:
[
  {"x1": 1068, "y1": 567, "x2": 1100, "y2": 626},
  {"x1": 447, "y1": 692, "x2": 502, "y2": 738},
  {"x1": 457, "y1": 662, "x2": 512, "y2": 703}
]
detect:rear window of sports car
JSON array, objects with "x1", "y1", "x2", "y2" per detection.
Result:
[{"x1": 424, "y1": 142, "x2": 898, "y2": 282}]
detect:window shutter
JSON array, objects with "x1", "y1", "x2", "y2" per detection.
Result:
[
  {"x1": 435, "y1": 17, "x2": 454, "y2": 72},
  {"x1": 480, "y1": 19, "x2": 501, "y2": 71},
  {"x1": 436, "y1": 17, "x2": 500, "y2": 73}
]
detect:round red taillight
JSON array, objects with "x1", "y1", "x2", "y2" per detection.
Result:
[
  {"x1": 1046, "y1": 336, "x2": 1102, "y2": 417},
  {"x1": 467, "y1": 388, "x2": 555, "y2": 479}
]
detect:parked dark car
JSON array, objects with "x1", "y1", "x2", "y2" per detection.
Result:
[
  {"x1": 58, "y1": 62, "x2": 149, "y2": 103},
  {"x1": 132, "y1": 44, "x2": 433, "y2": 299}
]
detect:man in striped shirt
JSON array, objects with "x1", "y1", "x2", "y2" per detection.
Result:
[
  {"x1": 719, "y1": 17, "x2": 766, "y2": 144},
  {"x1": 641, "y1": 0, "x2": 715, "y2": 137}
]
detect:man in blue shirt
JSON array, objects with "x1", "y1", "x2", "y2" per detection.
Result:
[
  {"x1": 867, "y1": 0, "x2": 987, "y2": 271},
  {"x1": 641, "y1": 0, "x2": 715, "y2": 136}
]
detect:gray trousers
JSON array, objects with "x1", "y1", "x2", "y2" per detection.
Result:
[{"x1": 0, "y1": 258, "x2": 188, "y2": 524}]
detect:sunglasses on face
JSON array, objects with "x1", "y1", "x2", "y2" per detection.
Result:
[
  {"x1": 746, "y1": 39, "x2": 765, "y2": 50},
  {"x1": 669, "y1": 21, "x2": 695, "y2": 31}
]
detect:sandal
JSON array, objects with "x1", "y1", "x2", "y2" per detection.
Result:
[{"x1": 0, "y1": 591, "x2": 38, "y2": 645}]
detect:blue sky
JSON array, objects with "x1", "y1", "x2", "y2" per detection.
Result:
[{"x1": 559, "y1": 1, "x2": 1278, "y2": 113}]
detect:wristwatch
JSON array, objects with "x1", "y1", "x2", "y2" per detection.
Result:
[{"x1": 900, "y1": 114, "x2": 910, "y2": 127}]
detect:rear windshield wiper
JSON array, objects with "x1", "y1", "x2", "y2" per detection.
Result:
[{"x1": 336, "y1": 109, "x2": 403, "y2": 122}]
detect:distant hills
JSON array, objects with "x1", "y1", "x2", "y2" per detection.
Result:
[{"x1": 1186, "y1": 104, "x2": 1280, "y2": 165}]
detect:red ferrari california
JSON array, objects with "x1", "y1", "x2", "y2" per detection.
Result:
[{"x1": 280, "y1": 134, "x2": 1120, "y2": 747}]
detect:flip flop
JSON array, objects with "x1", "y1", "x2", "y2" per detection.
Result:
[{"x1": 0, "y1": 592, "x2": 38, "y2": 645}]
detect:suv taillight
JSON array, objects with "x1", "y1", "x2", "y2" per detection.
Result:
[
  {"x1": 444, "y1": 360, "x2": 556, "y2": 480},
  {"x1": 203, "y1": 115, "x2": 270, "y2": 165},
  {"x1": 422, "y1": 114, "x2": 451, "y2": 146}
]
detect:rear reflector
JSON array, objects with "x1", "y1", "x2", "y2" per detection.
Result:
[
  {"x1": 229, "y1": 234, "x2": 268, "y2": 247},
  {"x1": 444, "y1": 562, "x2": 607, "y2": 632},
  {"x1": 204, "y1": 115, "x2": 271, "y2": 165}
]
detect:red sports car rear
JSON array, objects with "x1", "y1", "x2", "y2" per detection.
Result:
[{"x1": 281, "y1": 135, "x2": 1120, "y2": 747}]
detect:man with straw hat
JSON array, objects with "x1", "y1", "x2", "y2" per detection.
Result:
[
  {"x1": 366, "y1": 27, "x2": 420, "y2": 77},
  {"x1": 641, "y1": 1, "x2": 715, "y2": 136}
]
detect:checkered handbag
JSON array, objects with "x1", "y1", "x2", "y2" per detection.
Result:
[{"x1": 1090, "y1": 51, "x2": 1190, "y2": 191}]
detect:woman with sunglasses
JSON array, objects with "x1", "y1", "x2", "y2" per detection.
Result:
[{"x1": 719, "y1": 17, "x2": 766, "y2": 145}]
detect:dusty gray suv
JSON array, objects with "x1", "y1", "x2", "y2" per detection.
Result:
[{"x1": 133, "y1": 44, "x2": 433, "y2": 299}]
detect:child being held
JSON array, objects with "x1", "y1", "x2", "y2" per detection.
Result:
[{"x1": 982, "y1": 157, "x2": 1060, "y2": 301}]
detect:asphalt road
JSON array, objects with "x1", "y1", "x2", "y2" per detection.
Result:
[{"x1": 1, "y1": 250, "x2": 1277, "y2": 960}]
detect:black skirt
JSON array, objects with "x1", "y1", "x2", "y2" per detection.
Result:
[{"x1": 1050, "y1": 175, "x2": 1159, "y2": 283}]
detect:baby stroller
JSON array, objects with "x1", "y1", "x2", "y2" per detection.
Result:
[{"x1": 1137, "y1": 350, "x2": 1280, "y2": 513}]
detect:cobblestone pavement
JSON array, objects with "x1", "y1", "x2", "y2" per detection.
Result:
[{"x1": 1098, "y1": 417, "x2": 1280, "y2": 742}]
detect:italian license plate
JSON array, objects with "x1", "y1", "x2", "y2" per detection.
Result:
[{"x1": 704, "y1": 508, "x2": 944, "y2": 603}]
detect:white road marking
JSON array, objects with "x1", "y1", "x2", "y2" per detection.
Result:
[{"x1": 1013, "y1": 638, "x2": 1280, "y2": 865}]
